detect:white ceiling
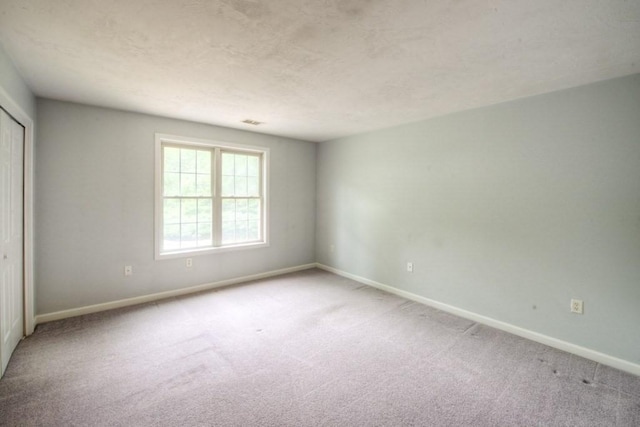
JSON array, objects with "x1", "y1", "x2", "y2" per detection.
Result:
[{"x1": 1, "y1": 1, "x2": 639, "y2": 142}]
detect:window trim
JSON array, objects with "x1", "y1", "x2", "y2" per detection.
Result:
[{"x1": 154, "y1": 133, "x2": 269, "y2": 260}]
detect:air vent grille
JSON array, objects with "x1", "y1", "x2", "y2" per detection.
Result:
[{"x1": 242, "y1": 119, "x2": 263, "y2": 126}]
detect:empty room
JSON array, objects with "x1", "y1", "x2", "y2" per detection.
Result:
[{"x1": 1, "y1": 0, "x2": 639, "y2": 425}]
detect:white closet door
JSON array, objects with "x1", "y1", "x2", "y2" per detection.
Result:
[{"x1": 0, "y1": 109, "x2": 24, "y2": 377}]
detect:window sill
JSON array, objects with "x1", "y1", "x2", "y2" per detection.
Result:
[{"x1": 155, "y1": 241, "x2": 269, "y2": 260}]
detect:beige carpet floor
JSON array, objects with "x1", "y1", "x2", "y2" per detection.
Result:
[{"x1": 1, "y1": 268, "x2": 639, "y2": 426}]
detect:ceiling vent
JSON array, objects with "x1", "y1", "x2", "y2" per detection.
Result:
[{"x1": 242, "y1": 119, "x2": 263, "y2": 125}]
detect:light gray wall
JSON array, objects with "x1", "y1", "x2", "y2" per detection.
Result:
[
  {"x1": 317, "y1": 74, "x2": 640, "y2": 364},
  {"x1": 36, "y1": 99, "x2": 316, "y2": 314},
  {"x1": 0, "y1": 44, "x2": 35, "y2": 119}
]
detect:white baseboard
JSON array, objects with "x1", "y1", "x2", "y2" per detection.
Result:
[
  {"x1": 315, "y1": 263, "x2": 640, "y2": 377},
  {"x1": 35, "y1": 263, "x2": 317, "y2": 325}
]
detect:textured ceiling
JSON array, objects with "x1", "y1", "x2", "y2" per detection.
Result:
[{"x1": 1, "y1": 0, "x2": 639, "y2": 142}]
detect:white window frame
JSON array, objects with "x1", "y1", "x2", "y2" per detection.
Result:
[{"x1": 155, "y1": 134, "x2": 269, "y2": 259}]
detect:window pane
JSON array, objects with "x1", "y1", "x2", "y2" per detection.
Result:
[
  {"x1": 181, "y1": 199, "x2": 197, "y2": 223},
  {"x1": 222, "y1": 176, "x2": 234, "y2": 196},
  {"x1": 236, "y1": 221, "x2": 248, "y2": 242},
  {"x1": 164, "y1": 147, "x2": 180, "y2": 172},
  {"x1": 248, "y1": 220, "x2": 260, "y2": 240},
  {"x1": 159, "y1": 141, "x2": 266, "y2": 255},
  {"x1": 222, "y1": 199, "x2": 235, "y2": 222},
  {"x1": 222, "y1": 153, "x2": 235, "y2": 175},
  {"x1": 164, "y1": 199, "x2": 180, "y2": 224},
  {"x1": 181, "y1": 173, "x2": 197, "y2": 196},
  {"x1": 197, "y1": 222, "x2": 212, "y2": 246},
  {"x1": 247, "y1": 156, "x2": 259, "y2": 177},
  {"x1": 247, "y1": 199, "x2": 260, "y2": 220},
  {"x1": 235, "y1": 155, "x2": 248, "y2": 176},
  {"x1": 181, "y1": 149, "x2": 196, "y2": 173},
  {"x1": 198, "y1": 199, "x2": 212, "y2": 222},
  {"x1": 247, "y1": 176, "x2": 259, "y2": 196},
  {"x1": 181, "y1": 223, "x2": 197, "y2": 248},
  {"x1": 197, "y1": 150, "x2": 211, "y2": 174},
  {"x1": 222, "y1": 221, "x2": 235, "y2": 243},
  {"x1": 163, "y1": 224, "x2": 180, "y2": 250},
  {"x1": 196, "y1": 174, "x2": 211, "y2": 196},
  {"x1": 220, "y1": 199, "x2": 259, "y2": 244},
  {"x1": 236, "y1": 199, "x2": 248, "y2": 221},
  {"x1": 235, "y1": 176, "x2": 248, "y2": 197},
  {"x1": 164, "y1": 172, "x2": 180, "y2": 196}
]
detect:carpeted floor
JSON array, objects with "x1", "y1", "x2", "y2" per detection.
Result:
[{"x1": 1, "y1": 268, "x2": 639, "y2": 426}]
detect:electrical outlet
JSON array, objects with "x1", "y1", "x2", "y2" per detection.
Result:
[
  {"x1": 407, "y1": 262, "x2": 414, "y2": 273},
  {"x1": 124, "y1": 265, "x2": 133, "y2": 276},
  {"x1": 570, "y1": 299, "x2": 583, "y2": 314},
  {"x1": 329, "y1": 244, "x2": 335, "y2": 253},
  {"x1": 186, "y1": 258, "x2": 193, "y2": 268}
]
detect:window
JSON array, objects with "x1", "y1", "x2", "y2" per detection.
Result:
[{"x1": 155, "y1": 134, "x2": 268, "y2": 258}]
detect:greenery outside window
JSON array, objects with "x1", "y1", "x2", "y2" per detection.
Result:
[{"x1": 155, "y1": 134, "x2": 268, "y2": 258}]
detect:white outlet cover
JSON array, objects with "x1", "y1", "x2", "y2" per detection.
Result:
[{"x1": 571, "y1": 299, "x2": 584, "y2": 314}]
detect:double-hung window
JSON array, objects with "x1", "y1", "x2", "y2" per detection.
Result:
[{"x1": 155, "y1": 134, "x2": 268, "y2": 258}]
